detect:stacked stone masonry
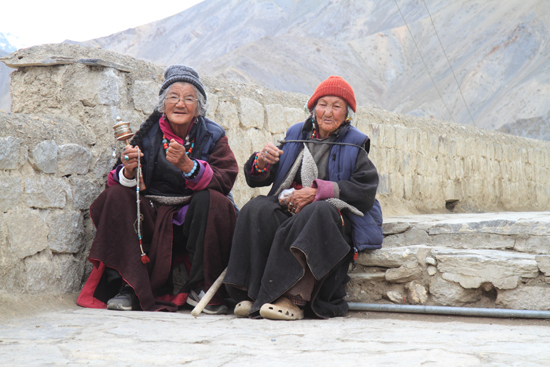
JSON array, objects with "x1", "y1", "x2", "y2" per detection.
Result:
[
  {"x1": 346, "y1": 212, "x2": 550, "y2": 311},
  {"x1": 1, "y1": 44, "x2": 549, "y2": 309}
]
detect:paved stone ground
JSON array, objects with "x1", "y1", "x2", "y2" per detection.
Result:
[{"x1": 1, "y1": 297, "x2": 550, "y2": 366}]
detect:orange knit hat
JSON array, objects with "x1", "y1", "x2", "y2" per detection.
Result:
[{"x1": 307, "y1": 76, "x2": 356, "y2": 112}]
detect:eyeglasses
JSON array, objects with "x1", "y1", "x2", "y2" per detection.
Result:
[{"x1": 166, "y1": 96, "x2": 198, "y2": 106}]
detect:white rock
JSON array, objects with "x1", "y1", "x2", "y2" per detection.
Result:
[
  {"x1": 205, "y1": 93, "x2": 219, "y2": 121},
  {"x1": 496, "y1": 286, "x2": 550, "y2": 311},
  {"x1": 0, "y1": 136, "x2": 22, "y2": 170},
  {"x1": 430, "y1": 277, "x2": 482, "y2": 306},
  {"x1": 0, "y1": 175, "x2": 22, "y2": 212},
  {"x1": 284, "y1": 107, "x2": 306, "y2": 127},
  {"x1": 434, "y1": 249, "x2": 539, "y2": 289},
  {"x1": 25, "y1": 177, "x2": 71, "y2": 209},
  {"x1": 132, "y1": 80, "x2": 159, "y2": 114},
  {"x1": 405, "y1": 281, "x2": 428, "y2": 305},
  {"x1": 217, "y1": 101, "x2": 239, "y2": 130},
  {"x1": 6, "y1": 209, "x2": 49, "y2": 259},
  {"x1": 265, "y1": 104, "x2": 288, "y2": 134},
  {"x1": 427, "y1": 266, "x2": 437, "y2": 276},
  {"x1": 387, "y1": 290, "x2": 405, "y2": 304},
  {"x1": 382, "y1": 222, "x2": 411, "y2": 235},
  {"x1": 425, "y1": 256, "x2": 437, "y2": 266},
  {"x1": 47, "y1": 211, "x2": 84, "y2": 253},
  {"x1": 385, "y1": 261, "x2": 422, "y2": 283},
  {"x1": 70, "y1": 177, "x2": 102, "y2": 210},
  {"x1": 239, "y1": 97, "x2": 264, "y2": 129},
  {"x1": 357, "y1": 245, "x2": 431, "y2": 268},
  {"x1": 58, "y1": 144, "x2": 93, "y2": 175},
  {"x1": 536, "y1": 256, "x2": 550, "y2": 276},
  {"x1": 29, "y1": 140, "x2": 57, "y2": 173}
]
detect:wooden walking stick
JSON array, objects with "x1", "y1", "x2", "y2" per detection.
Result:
[{"x1": 191, "y1": 267, "x2": 227, "y2": 317}]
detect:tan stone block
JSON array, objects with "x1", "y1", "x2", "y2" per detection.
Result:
[
  {"x1": 132, "y1": 80, "x2": 159, "y2": 114},
  {"x1": 6, "y1": 209, "x2": 49, "y2": 260},
  {"x1": 226, "y1": 129, "x2": 253, "y2": 167},
  {"x1": 379, "y1": 124, "x2": 396, "y2": 148},
  {"x1": 367, "y1": 124, "x2": 379, "y2": 147},
  {"x1": 435, "y1": 249, "x2": 538, "y2": 289},
  {"x1": 265, "y1": 104, "x2": 287, "y2": 134},
  {"x1": 390, "y1": 173, "x2": 404, "y2": 198},
  {"x1": 205, "y1": 93, "x2": 219, "y2": 121},
  {"x1": 403, "y1": 173, "x2": 413, "y2": 200},
  {"x1": 246, "y1": 128, "x2": 272, "y2": 154},
  {"x1": 496, "y1": 286, "x2": 550, "y2": 311},
  {"x1": 394, "y1": 126, "x2": 407, "y2": 149},
  {"x1": 217, "y1": 101, "x2": 240, "y2": 130},
  {"x1": 25, "y1": 177, "x2": 71, "y2": 209},
  {"x1": 284, "y1": 107, "x2": 306, "y2": 127},
  {"x1": 385, "y1": 261, "x2": 422, "y2": 283},
  {"x1": 239, "y1": 97, "x2": 264, "y2": 129},
  {"x1": 0, "y1": 174, "x2": 22, "y2": 212}
]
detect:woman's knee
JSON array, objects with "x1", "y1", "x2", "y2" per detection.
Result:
[{"x1": 302, "y1": 200, "x2": 338, "y2": 215}]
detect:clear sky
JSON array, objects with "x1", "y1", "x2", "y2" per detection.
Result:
[{"x1": 0, "y1": 0, "x2": 205, "y2": 48}]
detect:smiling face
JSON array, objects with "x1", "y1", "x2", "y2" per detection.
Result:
[
  {"x1": 314, "y1": 96, "x2": 348, "y2": 139},
  {"x1": 164, "y1": 83, "x2": 199, "y2": 137}
]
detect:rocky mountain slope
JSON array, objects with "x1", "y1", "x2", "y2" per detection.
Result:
[
  {"x1": 2, "y1": 0, "x2": 549, "y2": 136},
  {"x1": 0, "y1": 49, "x2": 12, "y2": 111},
  {"x1": 75, "y1": 0, "x2": 550, "y2": 134},
  {"x1": 0, "y1": 33, "x2": 17, "y2": 111}
]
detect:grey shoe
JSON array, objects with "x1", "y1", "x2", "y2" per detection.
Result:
[
  {"x1": 107, "y1": 285, "x2": 139, "y2": 311},
  {"x1": 187, "y1": 289, "x2": 229, "y2": 315}
]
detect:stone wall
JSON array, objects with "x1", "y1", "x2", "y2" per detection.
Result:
[
  {"x1": 346, "y1": 212, "x2": 550, "y2": 310},
  {"x1": 1, "y1": 43, "x2": 550, "y2": 295}
]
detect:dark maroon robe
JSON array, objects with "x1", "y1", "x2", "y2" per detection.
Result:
[{"x1": 77, "y1": 135, "x2": 238, "y2": 312}]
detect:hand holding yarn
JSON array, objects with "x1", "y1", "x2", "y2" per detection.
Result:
[
  {"x1": 121, "y1": 146, "x2": 143, "y2": 179},
  {"x1": 288, "y1": 187, "x2": 317, "y2": 214},
  {"x1": 166, "y1": 139, "x2": 195, "y2": 174},
  {"x1": 257, "y1": 142, "x2": 283, "y2": 170}
]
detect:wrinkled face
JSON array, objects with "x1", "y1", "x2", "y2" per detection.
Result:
[
  {"x1": 164, "y1": 83, "x2": 199, "y2": 127},
  {"x1": 314, "y1": 96, "x2": 347, "y2": 138}
]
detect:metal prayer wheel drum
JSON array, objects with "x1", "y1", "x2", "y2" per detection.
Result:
[{"x1": 113, "y1": 117, "x2": 134, "y2": 145}]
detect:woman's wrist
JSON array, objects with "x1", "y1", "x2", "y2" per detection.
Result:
[
  {"x1": 180, "y1": 157, "x2": 195, "y2": 174},
  {"x1": 253, "y1": 152, "x2": 268, "y2": 173},
  {"x1": 122, "y1": 167, "x2": 135, "y2": 179},
  {"x1": 119, "y1": 168, "x2": 137, "y2": 187},
  {"x1": 183, "y1": 159, "x2": 199, "y2": 179}
]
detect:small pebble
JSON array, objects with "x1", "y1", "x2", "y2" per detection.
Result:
[{"x1": 271, "y1": 338, "x2": 276, "y2": 342}]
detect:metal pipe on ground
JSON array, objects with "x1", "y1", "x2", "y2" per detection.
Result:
[{"x1": 348, "y1": 303, "x2": 550, "y2": 319}]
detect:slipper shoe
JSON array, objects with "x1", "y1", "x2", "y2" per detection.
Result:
[
  {"x1": 259, "y1": 297, "x2": 304, "y2": 320},
  {"x1": 234, "y1": 300, "x2": 253, "y2": 317}
]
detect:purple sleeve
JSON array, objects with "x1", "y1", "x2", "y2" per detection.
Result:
[
  {"x1": 312, "y1": 179, "x2": 339, "y2": 201},
  {"x1": 107, "y1": 164, "x2": 124, "y2": 187},
  {"x1": 185, "y1": 160, "x2": 212, "y2": 191}
]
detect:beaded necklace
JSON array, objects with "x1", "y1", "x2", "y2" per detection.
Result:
[{"x1": 162, "y1": 134, "x2": 195, "y2": 155}]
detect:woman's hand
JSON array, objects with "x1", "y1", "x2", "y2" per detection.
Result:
[
  {"x1": 121, "y1": 146, "x2": 144, "y2": 179},
  {"x1": 166, "y1": 139, "x2": 194, "y2": 174},
  {"x1": 288, "y1": 187, "x2": 317, "y2": 214},
  {"x1": 256, "y1": 142, "x2": 283, "y2": 170}
]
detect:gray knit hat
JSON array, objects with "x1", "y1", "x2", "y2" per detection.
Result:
[{"x1": 159, "y1": 64, "x2": 206, "y2": 100}]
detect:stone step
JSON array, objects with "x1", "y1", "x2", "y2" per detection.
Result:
[
  {"x1": 382, "y1": 211, "x2": 550, "y2": 253},
  {"x1": 346, "y1": 212, "x2": 550, "y2": 311}
]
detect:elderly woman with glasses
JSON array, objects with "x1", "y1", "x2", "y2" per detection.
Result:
[
  {"x1": 224, "y1": 76, "x2": 382, "y2": 320},
  {"x1": 77, "y1": 65, "x2": 238, "y2": 314}
]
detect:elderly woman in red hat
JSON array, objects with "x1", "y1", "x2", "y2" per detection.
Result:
[{"x1": 224, "y1": 76, "x2": 382, "y2": 320}]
